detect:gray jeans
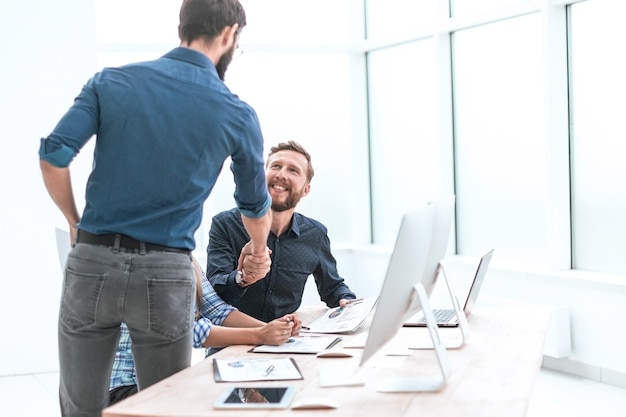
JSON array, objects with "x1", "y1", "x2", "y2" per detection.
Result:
[{"x1": 58, "y1": 242, "x2": 195, "y2": 417}]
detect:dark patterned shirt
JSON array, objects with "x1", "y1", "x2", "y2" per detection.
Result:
[{"x1": 207, "y1": 208, "x2": 356, "y2": 322}]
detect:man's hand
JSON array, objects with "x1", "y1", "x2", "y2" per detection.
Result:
[
  {"x1": 339, "y1": 298, "x2": 362, "y2": 308},
  {"x1": 237, "y1": 241, "x2": 272, "y2": 285}
]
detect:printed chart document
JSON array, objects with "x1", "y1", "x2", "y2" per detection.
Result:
[
  {"x1": 213, "y1": 357, "x2": 303, "y2": 382},
  {"x1": 250, "y1": 336, "x2": 342, "y2": 354},
  {"x1": 302, "y1": 297, "x2": 377, "y2": 334}
]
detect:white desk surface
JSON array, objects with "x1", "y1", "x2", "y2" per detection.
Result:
[{"x1": 103, "y1": 305, "x2": 551, "y2": 417}]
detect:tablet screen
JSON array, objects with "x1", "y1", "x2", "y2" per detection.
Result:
[{"x1": 214, "y1": 386, "x2": 295, "y2": 409}]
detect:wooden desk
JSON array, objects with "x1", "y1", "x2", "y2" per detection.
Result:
[{"x1": 103, "y1": 306, "x2": 550, "y2": 417}]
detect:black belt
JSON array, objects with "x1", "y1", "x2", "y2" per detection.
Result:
[{"x1": 76, "y1": 230, "x2": 190, "y2": 255}]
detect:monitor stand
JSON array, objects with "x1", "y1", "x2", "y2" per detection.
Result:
[
  {"x1": 376, "y1": 281, "x2": 451, "y2": 393},
  {"x1": 439, "y1": 263, "x2": 471, "y2": 347},
  {"x1": 408, "y1": 263, "x2": 470, "y2": 350}
]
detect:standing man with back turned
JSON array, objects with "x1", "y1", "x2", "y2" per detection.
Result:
[{"x1": 38, "y1": 1, "x2": 271, "y2": 416}]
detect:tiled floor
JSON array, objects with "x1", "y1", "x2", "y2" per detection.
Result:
[{"x1": 1, "y1": 367, "x2": 624, "y2": 416}]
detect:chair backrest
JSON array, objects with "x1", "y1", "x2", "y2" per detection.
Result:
[{"x1": 55, "y1": 227, "x2": 71, "y2": 271}]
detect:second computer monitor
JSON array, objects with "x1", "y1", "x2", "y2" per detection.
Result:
[{"x1": 359, "y1": 196, "x2": 455, "y2": 369}]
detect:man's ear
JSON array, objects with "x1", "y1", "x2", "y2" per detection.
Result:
[
  {"x1": 301, "y1": 183, "x2": 311, "y2": 197},
  {"x1": 220, "y1": 23, "x2": 239, "y2": 49}
]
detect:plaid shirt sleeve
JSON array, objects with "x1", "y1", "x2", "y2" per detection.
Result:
[
  {"x1": 193, "y1": 278, "x2": 237, "y2": 349},
  {"x1": 109, "y1": 323, "x2": 137, "y2": 390}
]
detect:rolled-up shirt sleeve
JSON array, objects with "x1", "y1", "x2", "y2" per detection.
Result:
[
  {"x1": 193, "y1": 317, "x2": 212, "y2": 349},
  {"x1": 38, "y1": 77, "x2": 100, "y2": 167},
  {"x1": 193, "y1": 279, "x2": 237, "y2": 348}
]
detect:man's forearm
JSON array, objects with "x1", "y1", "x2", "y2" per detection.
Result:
[
  {"x1": 40, "y1": 160, "x2": 80, "y2": 238},
  {"x1": 240, "y1": 211, "x2": 271, "y2": 255}
]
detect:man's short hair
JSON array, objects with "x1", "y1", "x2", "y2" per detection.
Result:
[
  {"x1": 178, "y1": 0, "x2": 246, "y2": 44},
  {"x1": 267, "y1": 141, "x2": 315, "y2": 183}
]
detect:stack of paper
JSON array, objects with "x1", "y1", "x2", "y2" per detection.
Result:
[
  {"x1": 302, "y1": 297, "x2": 377, "y2": 334},
  {"x1": 213, "y1": 358, "x2": 303, "y2": 382}
]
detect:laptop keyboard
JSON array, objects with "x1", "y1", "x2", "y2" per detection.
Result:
[{"x1": 419, "y1": 308, "x2": 456, "y2": 323}]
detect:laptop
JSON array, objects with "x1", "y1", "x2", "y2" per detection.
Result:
[{"x1": 404, "y1": 249, "x2": 494, "y2": 328}]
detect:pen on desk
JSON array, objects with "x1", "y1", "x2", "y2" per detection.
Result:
[
  {"x1": 263, "y1": 365, "x2": 275, "y2": 377},
  {"x1": 345, "y1": 298, "x2": 364, "y2": 306},
  {"x1": 327, "y1": 337, "x2": 342, "y2": 349}
]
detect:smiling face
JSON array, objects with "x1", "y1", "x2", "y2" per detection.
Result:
[{"x1": 265, "y1": 149, "x2": 311, "y2": 212}]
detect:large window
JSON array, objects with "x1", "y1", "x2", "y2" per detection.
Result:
[
  {"x1": 365, "y1": 0, "x2": 626, "y2": 276},
  {"x1": 569, "y1": 0, "x2": 626, "y2": 274},
  {"x1": 367, "y1": 40, "x2": 442, "y2": 245},
  {"x1": 452, "y1": 14, "x2": 546, "y2": 266}
]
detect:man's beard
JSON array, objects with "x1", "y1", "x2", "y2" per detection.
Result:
[
  {"x1": 215, "y1": 44, "x2": 235, "y2": 81},
  {"x1": 270, "y1": 184, "x2": 304, "y2": 213}
]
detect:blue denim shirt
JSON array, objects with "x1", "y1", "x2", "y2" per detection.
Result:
[
  {"x1": 39, "y1": 47, "x2": 270, "y2": 250},
  {"x1": 207, "y1": 208, "x2": 357, "y2": 322}
]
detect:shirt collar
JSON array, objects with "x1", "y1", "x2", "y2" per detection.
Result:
[
  {"x1": 287, "y1": 213, "x2": 301, "y2": 237},
  {"x1": 163, "y1": 47, "x2": 216, "y2": 70},
  {"x1": 271, "y1": 213, "x2": 301, "y2": 238}
]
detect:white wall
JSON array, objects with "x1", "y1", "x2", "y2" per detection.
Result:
[
  {"x1": 0, "y1": 0, "x2": 97, "y2": 375},
  {"x1": 478, "y1": 264, "x2": 626, "y2": 388}
]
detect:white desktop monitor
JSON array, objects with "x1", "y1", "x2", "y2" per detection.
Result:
[
  {"x1": 421, "y1": 195, "x2": 456, "y2": 298},
  {"x1": 359, "y1": 204, "x2": 435, "y2": 368},
  {"x1": 357, "y1": 197, "x2": 455, "y2": 392}
]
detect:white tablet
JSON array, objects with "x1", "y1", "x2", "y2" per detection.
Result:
[{"x1": 213, "y1": 386, "x2": 296, "y2": 409}]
